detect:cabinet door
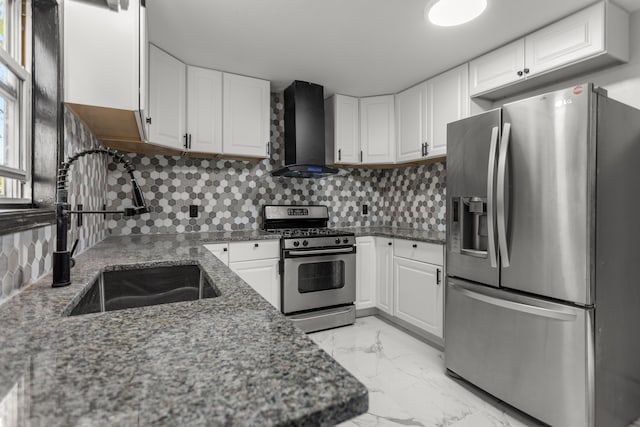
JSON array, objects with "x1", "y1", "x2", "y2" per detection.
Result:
[
  {"x1": 375, "y1": 238, "x2": 394, "y2": 315},
  {"x1": 360, "y1": 95, "x2": 395, "y2": 164},
  {"x1": 148, "y1": 44, "x2": 186, "y2": 150},
  {"x1": 222, "y1": 73, "x2": 270, "y2": 158},
  {"x1": 229, "y1": 258, "x2": 280, "y2": 310},
  {"x1": 139, "y1": 1, "x2": 148, "y2": 139},
  {"x1": 356, "y1": 237, "x2": 376, "y2": 310},
  {"x1": 469, "y1": 39, "x2": 525, "y2": 96},
  {"x1": 395, "y1": 83, "x2": 427, "y2": 163},
  {"x1": 334, "y1": 95, "x2": 360, "y2": 164},
  {"x1": 64, "y1": 0, "x2": 141, "y2": 110},
  {"x1": 426, "y1": 64, "x2": 469, "y2": 158},
  {"x1": 203, "y1": 243, "x2": 229, "y2": 265},
  {"x1": 525, "y1": 3, "x2": 604, "y2": 78},
  {"x1": 394, "y1": 257, "x2": 443, "y2": 338},
  {"x1": 187, "y1": 66, "x2": 223, "y2": 154}
]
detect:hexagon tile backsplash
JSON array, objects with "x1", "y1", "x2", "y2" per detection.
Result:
[
  {"x1": 106, "y1": 92, "x2": 446, "y2": 235},
  {"x1": 0, "y1": 93, "x2": 446, "y2": 303}
]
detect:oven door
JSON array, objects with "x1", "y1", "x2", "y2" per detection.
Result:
[{"x1": 282, "y1": 247, "x2": 356, "y2": 314}]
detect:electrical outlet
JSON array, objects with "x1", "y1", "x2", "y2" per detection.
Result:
[
  {"x1": 189, "y1": 205, "x2": 198, "y2": 218},
  {"x1": 362, "y1": 204, "x2": 368, "y2": 215}
]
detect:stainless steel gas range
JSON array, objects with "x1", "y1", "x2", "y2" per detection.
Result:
[{"x1": 263, "y1": 205, "x2": 356, "y2": 333}]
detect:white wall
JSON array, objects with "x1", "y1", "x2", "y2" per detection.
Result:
[{"x1": 471, "y1": 10, "x2": 640, "y2": 111}]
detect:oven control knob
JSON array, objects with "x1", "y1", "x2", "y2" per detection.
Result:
[
  {"x1": 303, "y1": 240, "x2": 309, "y2": 246},
  {"x1": 293, "y1": 241, "x2": 300, "y2": 247},
  {"x1": 343, "y1": 238, "x2": 349, "y2": 244},
  {"x1": 335, "y1": 238, "x2": 341, "y2": 244}
]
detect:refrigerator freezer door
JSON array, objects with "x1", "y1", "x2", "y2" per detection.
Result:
[
  {"x1": 447, "y1": 109, "x2": 501, "y2": 287},
  {"x1": 445, "y1": 279, "x2": 593, "y2": 427},
  {"x1": 501, "y1": 86, "x2": 592, "y2": 305}
]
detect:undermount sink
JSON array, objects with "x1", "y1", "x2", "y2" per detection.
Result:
[{"x1": 68, "y1": 263, "x2": 220, "y2": 316}]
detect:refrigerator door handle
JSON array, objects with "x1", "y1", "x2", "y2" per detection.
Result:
[
  {"x1": 496, "y1": 122, "x2": 511, "y2": 267},
  {"x1": 487, "y1": 126, "x2": 500, "y2": 268},
  {"x1": 450, "y1": 283, "x2": 578, "y2": 322}
]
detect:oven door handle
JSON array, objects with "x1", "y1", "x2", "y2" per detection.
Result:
[{"x1": 286, "y1": 247, "x2": 355, "y2": 256}]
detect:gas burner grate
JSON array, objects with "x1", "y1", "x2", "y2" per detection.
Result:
[{"x1": 265, "y1": 228, "x2": 353, "y2": 238}]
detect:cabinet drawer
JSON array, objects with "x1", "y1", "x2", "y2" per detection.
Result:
[
  {"x1": 393, "y1": 239, "x2": 443, "y2": 265},
  {"x1": 203, "y1": 243, "x2": 229, "y2": 265},
  {"x1": 229, "y1": 240, "x2": 280, "y2": 262}
]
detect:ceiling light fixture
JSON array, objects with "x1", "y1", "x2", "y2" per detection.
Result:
[{"x1": 425, "y1": 0, "x2": 487, "y2": 27}]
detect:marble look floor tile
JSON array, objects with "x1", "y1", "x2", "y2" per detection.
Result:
[{"x1": 309, "y1": 316, "x2": 541, "y2": 427}]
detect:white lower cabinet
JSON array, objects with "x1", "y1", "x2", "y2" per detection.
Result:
[
  {"x1": 355, "y1": 236, "x2": 444, "y2": 339},
  {"x1": 393, "y1": 256, "x2": 443, "y2": 338},
  {"x1": 356, "y1": 237, "x2": 376, "y2": 309},
  {"x1": 203, "y1": 243, "x2": 229, "y2": 265},
  {"x1": 204, "y1": 240, "x2": 280, "y2": 310},
  {"x1": 229, "y1": 258, "x2": 280, "y2": 310},
  {"x1": 375, "y1": 237, "x2": 394, "y2": 315}
]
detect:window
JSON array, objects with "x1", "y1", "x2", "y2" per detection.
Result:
[{"x1": 0, "y1": 0, "x2": 31, "y2": 205}]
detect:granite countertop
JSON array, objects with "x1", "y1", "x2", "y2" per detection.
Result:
[
  {"x1": 0, "y1": 232, "x2": 368, "y2": 426},
  {"x1": 338, "y1": 226, "x2": 446, "y2": 244}
]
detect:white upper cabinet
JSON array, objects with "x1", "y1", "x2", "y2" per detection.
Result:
[
  {"x1": 148, "y1": 45, "x2": 186, "y2": 150},
  {"x1": 395, "y1": 66, "x2": 468, "y2": 162},
  {"x1": 469, "y1": 40, "x2": 525, "y2": 97},
  {"x1": 222, "y1": 73, "x2": 270, "y2": 158},
  {"x1": 330, "y1": 95, "x2": 361, "y2": 164},
  {"x1": 469, "y1": 2, "x2": 629, "y2": 99},
  {"x1": 187, "y1": 66, "x2": 223, "y2": 154},
  {"x1": 395, "y1": 83, "x2": 427, "y2": 163},
  {"x1": 426, "y1": 64, "x2": 470, "y2": 158},
  {"x1": 360, "y1": 95, "x2": 395, "y2": 164},
  {"x1": 64, "y1": 0, "x2": 147, "y2": 143},
  {"x1": 64, "y1": 0, "x2": 142, "y2": 110},
  {"x1": 524, "y1": 2, "x2": 605, "y2": 76}
]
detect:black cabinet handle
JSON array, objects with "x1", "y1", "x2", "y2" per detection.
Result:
[
  {"x1": 188, "y1": 134, "x2": 192, "y2": 149},
  {"x1": 223, "y1": 247, "x2": 228, "y2": 252},
  {"x1": 412, "y1": 243, "x2": 418, "y2": 248},
  {"x1": 523, "y1": 68, "x2": 530, "y2": 74},
  {"x1": 360, "y1": 150, "x2": 363, "y2": 162},
  {"x1": 517, "y1": 70, "x2": 524, "y2": 77},
  {"x1": 184, "y1": 133, "x2": 188, "y2": 149},
  {"x1": 436, "y1": 268, "x2": 441, "y2": 285},
  {"x1": 254, "y1": 243, "x2": 259, "y2": 248},
  {"x1": 338, "y1": 149, "x2": 342, "y2": 161},
  {"x1": 388, "y1": 242, "x2": 392, "y2": 246}
]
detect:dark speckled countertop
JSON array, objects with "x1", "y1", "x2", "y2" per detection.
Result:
[
  {"x1": 338, "y1": 226, "x2": 446, "y2": 245},
  {"x1": 0, "y1": 231, "x2": 368, "y2": 426}
]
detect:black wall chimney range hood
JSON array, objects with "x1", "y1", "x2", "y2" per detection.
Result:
[{"x1": 271, "y1": 80, "x2": 339, "y2": 178}]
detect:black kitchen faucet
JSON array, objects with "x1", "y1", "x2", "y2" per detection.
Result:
[{"x1": 51, "y1": 148, "x2": 148, "y2": 287}]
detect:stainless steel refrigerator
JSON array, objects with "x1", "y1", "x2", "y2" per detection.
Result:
[{"x1": 445, "y1": 83, "x2": 640, "y2": 427}]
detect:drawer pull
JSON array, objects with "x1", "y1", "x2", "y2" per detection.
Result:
[
  {"x1": 223, "y1": 248, "x2": 228, "y2": 252},
  {"x1": 254, "y1": 243, "x2": 259, "y2": 248},
  {"x1": 388, "y1": 242, "x2": 392, "y2": 246},
  {"x1": 412, "y1": 244, "x2": 418, "y2": 248}
]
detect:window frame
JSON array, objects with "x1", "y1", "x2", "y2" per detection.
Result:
[{"x1": 0, "y1": 0, "x2": 32, "y2": 206}]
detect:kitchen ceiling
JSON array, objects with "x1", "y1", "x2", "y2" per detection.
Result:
[{"x1": 148, "y1": 0, "x2": 640, "y2": 97}]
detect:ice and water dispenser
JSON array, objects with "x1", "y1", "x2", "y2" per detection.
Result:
[{"x1": 450, "y1": 197, "x2": 488, "y2": 257}]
